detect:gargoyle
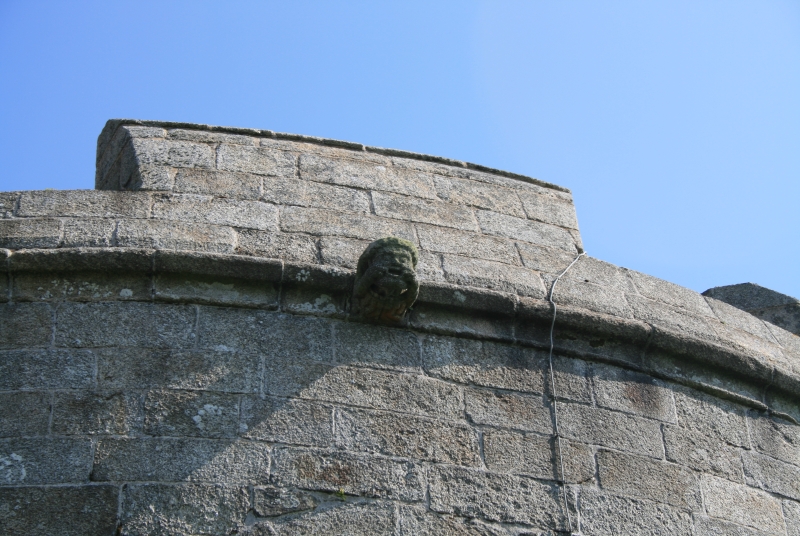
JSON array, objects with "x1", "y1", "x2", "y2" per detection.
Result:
[{"x1": 352, "y1": 237, "x2": 419, "y2": 323}]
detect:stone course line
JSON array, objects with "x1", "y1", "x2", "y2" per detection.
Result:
[{"x1": 547, "y1": 250, "x2": 586, "y2": 535}]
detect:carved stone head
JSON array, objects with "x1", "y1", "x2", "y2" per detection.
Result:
[{"x1": 352, "y1": 237, "x2": 419, "y2": 323}]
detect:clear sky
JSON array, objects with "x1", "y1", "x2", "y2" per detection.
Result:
[{"x1": 1, "y1": 1, "x2": 798, "y2": 298}]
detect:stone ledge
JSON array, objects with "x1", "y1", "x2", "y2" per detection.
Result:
[{"x1": 3, "y1": 247, "x2": 798, "y2": 412}]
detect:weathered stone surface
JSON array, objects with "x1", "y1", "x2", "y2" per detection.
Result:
[
  {"x1": 335, "y1": 407, "x2": 480, "y2": 465},
  {"x1": 144, "y1": 390, "x2": 240, "y2": 438},
  {"x1": 442, "y1": 254, "x2": 547, "y2": 298},
  {"x1": 465, "y1": 388, "x2": 552, "y2": 434},
  {"x1": 516, "y1": 242, "x2": 578, "y2": 274},
  {"x1": 372, "y1": 191, "x2": 479, "y2": 231},
  {"x1": 627, "y1": 293, "x2": 721, "y2": 342},
  {"x1": 155, "y1": 273, "x2": 279, "y2": 308},
  {"x1": 428, "y1": 465, "x2": 565, "y2": 528},
  {"x1": 252, "y1": 485, "x2": 319, "y2": 517},
  {"x1": 693, "y1": 517, "x2": 777, "y2": 536},
  {"x1": 518, "y1": 190, "x2": 579, "y2": 229},
  {"x1": 416, "y1": 223, "x2": 519, "y2": 265},
  {"x1": 701, "y1": 475, "x2": 786, "y2": 533},
  {"x1": 56, "y1": 302, "x2": 196, "y2": 348},
  {"x1": 92, "y1": 438, "x2": 270, "y2": 483},
  {"x1": 410, "y1": 303, "x2": 514, "y2": 341},
  {"x1": 299, "y1": 152, "x2": 437, "y2": 199},
  {"x1": 168, "y1": 128, "x2": 258, "y2": 145},
  {"x1": 116, "y1": 218, "x2": 236, "y2": 252},
  {"x1": 748, "y1": 412, "x2": 800, "y2": 467},
  {"x1": 270, "y1": 447, "x2": 424, "y2": 501},
  {"x1": 591, "y1": 363, "x2": 676, "y2": 422},
  {"x1": 663, "y1": 425, "x2": 745, "y2": 482},
  {"x1": 558, "y1": 403, "x2": 664, "y2": 458},
  {"x1": 282, "y1": 286, "x2": 347, "y2": 318},
  {"x1": 476, "y1": 210, "x2": 578, "y2": 252},
  {"x1": 318, "y1": 235, "x2": 367, "y2": 268},
  {"x1": 53, "y1": 390, "x2": 142, "y2": 436},
  {"x1": 0, "y1": 191, "x2": 19, "y2": 218},
  {"x1": 434, "y1": 175, "x2": 526, "y2": 218},
  {"x1": 0, "y1": 391, "x2": 50, "y2": 437},
  {"x1": 14, "y1": 272, "x2": 151, "y2": 303},
  {"x1": 18, "y1": 190, "x2": 151, "y2": 218},
  {"x1": 596, "y1": 449, "x2": 701, "y2": 509},
  {"x1": 267, "y1": 501, "x2": 396, "y2": 536},
  {"x1": 302, "y1": 366, "x2": 463, "y2": 420},
  {"x1": 704, "y1": 296, "x2": 779, "y2": 342},
  {"x1": 130, "y1": 137, "x2": 216, "y2": 170},
  {"x1": 281, "y1": 206, "x2": 416, "y2": 242},
  {"x1": 483, "y1": 430, "x2": 593, "y2": 483},
  {"x1": 0, "y1": 486, "x2": 119, "y2": 536},
  {"x1": 549, "y1": 356, "x2": 592, "y2": 403},
  {"x1": 263, "y1": 175, "x2": 371, "y2": 213},
  {"x1": 0, "y1": 348, "x2": 94, "y2": 389},
  {"x1": 97, "y1": 348, "x2": 259, "y2": 392},
  {"x1": 422, "y1": 335, "x2": 546, "y2": 393},
  {"x1": 0, "y1": 302, "x2": 52, "y2": 348},
  {"x1": 396, "y1": 505, "x2": 513, "y2": 536},
  {"x1": 174, "y1": 168, "x2": 261, "y2": 198},
  {"x1": 673, "y1": 387, "x2": 749, "y2": 446},
  {"x1": 578, "y1": 489, "x2": 692, "y2": 536},
  {"x1": 60, "y1": 217, "x2": 116, "y2": 247},
  {"x1": 417, "y1": 250, "x2": 447, "y2": 283},
  {"x1": 152, "y1": 194, "x2": 279, "y2": 230},
  {"x1": 237, "y1": 229, "x2": 319, "y2": 262},
  {"x1": 217, "y1": 143, "x2": 295, "y2": 176},
  {"x1": 334, "y1": 323, "x2": 420, "y2": 370},
  {"x1": 240, "y1": 396, "x2": 333, "y2": 447},
  {"x1": 549, "y1": 278, "x2": 632, "y2": 318},
  {"x1": 120, "y1": 483, "x2": 249, "y2": 536},
  {"x1": 785, "y1": 500, "x2": 800, "y2": 536},
  {"x1": 743, "y1": 450, "x2": 800, "y2": 500},
  {"x1": 0, "y1": 438, "x2": 92, "y2": 484},
  {"x1": 629, "y1": 269, "x2": 715, "y2": 316},
  {"x1": 0, "y1": 218, "x2": 61, "y2": 249}
]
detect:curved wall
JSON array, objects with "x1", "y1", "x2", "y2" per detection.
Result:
[{"x1": 0, "y1": 120, "x2": 798, "y2": 535}]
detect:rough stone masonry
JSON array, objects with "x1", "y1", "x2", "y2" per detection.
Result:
[{"x1": 0, "y1": 119, "x2": 798, "y2": 535}]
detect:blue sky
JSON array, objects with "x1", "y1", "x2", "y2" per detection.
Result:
[{"x1": 1, "y1": 1, "x2": 798, "y2": 298}]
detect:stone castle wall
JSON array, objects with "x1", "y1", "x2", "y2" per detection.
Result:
[{"x1": 0, "y1": 120, "x2": 798, "y2": 535}]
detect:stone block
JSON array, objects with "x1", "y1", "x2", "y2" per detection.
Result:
[
  {"x1": 704, "y1": 296, "x2": 779, "y2": 342},
  {"x1": 0, "y1": 191, "x2": 19, "y2": 218},
  {"x1": 18, "y1": 190, "x2": 151, "y2": 218},
  {"x1": 61, "y1": 217, "x2": 116, "y2": 247},
  {"x1": 0, "y1": 218, "x2": 61, "y2": 249},
  {"x1": 578, "y1": 489, "x2": 692, "y2": 536},
  {"x1": 628, "y1": 269, "x2": 715, "y2": 316},
  {"x1": 152, "y1": 194, "x2": 279, "y2": 231},
  {"x1": 144, "y1": 390, "x2": 240, "y2": 438},
  {"x1": 280, "y1": 205, "x2": 416, "y2": 242},
  {"x1": 371, "y1": 191, "x2": 479, "y2": 232},
  {"x1": 116, "y1": 218, "x2": 236, "y2": 253},
  {"x1": 334, "y1": 407, "x2": 481, "y2": 466},
  {"x1": 428, "y1": 465, "x2": 565, "y2": 529},
  {"x1": 270, "y1": 447, "x2": 424, "y2": 501},
  {"x1": 748, "y1": 412, "x2": 800, "y2": 467},
  {"x1": 97, "y1": 348, "x2": 260, "y2": 393},
  {"x1": 0, "y1": 486, "x2": 119, "y2": 536},
  {"x1": 217, "y1": 143, "x2": 295, "y2": 176},
  {"x1": 167, "y1": 128, "x2": 258, "y2": 145},
  {"x1": 0, "y1": 348, "x2": 94, "y2": 390},
  {"x1": 281, "y1": 287, "x2": 347, "y2": 318},
  {"x1": 549, "y1": 356, "x2": 592, "y2": 403},
  {"x1": 396, "y1": 505, "x2": 514, "y2": 536},
  {"x1": 130, "y1": 137, "x2": 215, "y2": 170},
  {"x1": 198, "y1": 308, "x2": 331, "y2": 359},
  {"x1": 240, "y1": 396, "x2": 333, "y2": 447},
  {"x1": 518, "y1": 190, "x2": 579, "y2": 229},
  {"x1": 0, "y1": 391, "x2": 50, "y2": 437},
  {"x1": 416, "y1": 223, "x2": 519, "y2": 265},
  {"x1": 333, "y1": 322, "x2": 420, "y2": 371},
  {"x1": 483, "y1": 430, "x2": 594, "y2": 483},
  {"x1": 92, "y1": 438, "x2": 270, "y2": 483},
  {"x1": 548, "y1": 278, "x2": 632, "y2": 317},
  {"x1": 558, "y1": 402, "x2": 664, "y2": 458},
  {"x1": 299, "y1": 152, "x2": 437, "y2": 199},
  {"x1": 701, "y1": 475, "x2": 785, "y2": 534},
  {"x1": 318, "y1": 236, "x2": 367, "y2": 268},
  {"x1": 596, "y1": 449, "x2": 701, "y2": 509},
  {"x1": 174, "y1": 168, "x2": 262, "y2": 199},
  {"x1": 693, "y1": 517, "x2": 777, "y2": 536},
  {"x1": 673, "y1": 387, "x2": 749, "y2": 446},
  {"x1": 409, "y1": 303, "x2": 514, "y2": 341},
  {"x1": 267, "y1": 501, "x2": 396, "y2": 536},
  {"x1": 262, "y1": 357, "x2": 335, "y2": 399},
  {"x1": 627, "y1": 293, "x2": 720, "y2": 344},
  {"x1": 785, "y1": 500, "x2": 800, "y2": 536},
  {"x1": 434, "y1": 176, "x2": 526, "y2": 218},
  {"x1": 263, "y1": 175, "x2": 371, "y2": 213},
  {"x1": 154, "y1": 250, "x2": 282, "y2": 281},
  {"x1": 252, "y1": 485, "x2": 318, "y2": 517},
  {"x1": 56, "y1": 302, "x2": 196, "y2": 349},
  {"x1": 155, "y1": 274, "x2": 278, "y2": 308},
  {"x1": 13, "y1": 272, "x2": 151, "y2": 303},
  {"x1": 591, "y1": 363, "x2": 676, "y2": 422},
  {"x1": 0, "y1": 302, "x2": 52, "y2": 348},
  {"x1": 442, "y1": 254, "x2": 546, "y2": 298},
  {"x1": 417, "y1": 250, "x2": 446, "y2": 283},
  {"x1": 421, "y1": 335, "x2": 547, "y2": 394},
  {"x1": 743, "y1": 450, "x2": 800, "y2": 501},
  {"x1": 237, "y1": 229, "x2": 319, "y2": 263},
  {"x1": 663, "y1": 425, "x2": 744, "y2": 482},
  {"x1": 476, "y1": 210, "x2": 578, "y2": 252},
  {"x1": 120, "y1": 483, "x2": 249, "y2": 536},
  {"x1": 52, "y1": 390, "x2": 142, "y2": 436},
  {"x1": 464, "y1": 388, "x2": 552, "y2": 434},
  {"x1": 302, "y1": 366, "x2": 463, "y2": 420},
  {"x1": 517, "y1": 242, "x2": 583, "y2": 275},
  {"x1": 0, "y1": 438, "x2": 92, "y2": 484}
]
